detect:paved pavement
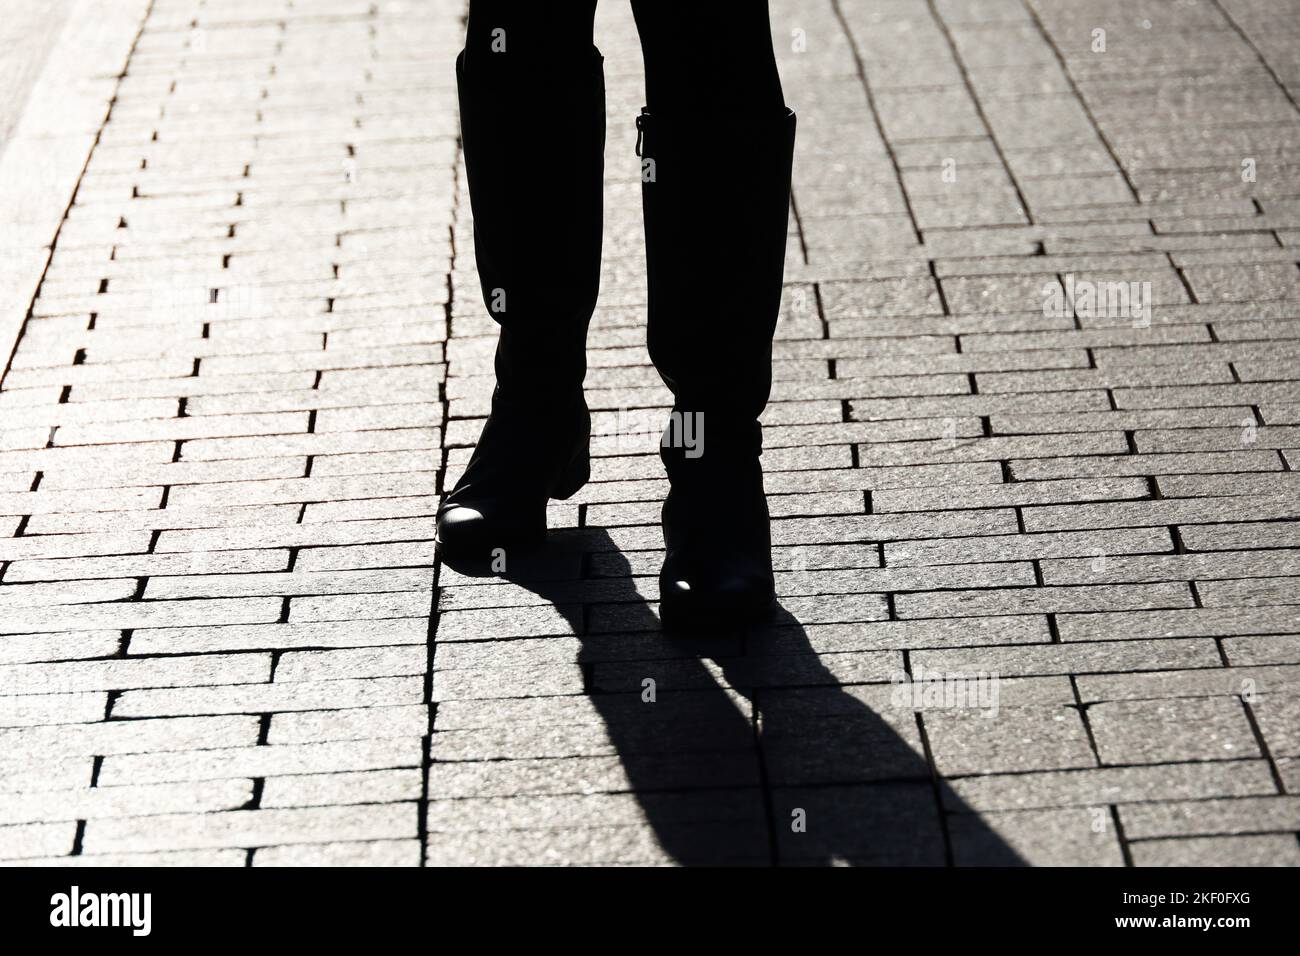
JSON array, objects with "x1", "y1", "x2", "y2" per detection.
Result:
[
  {"x1": 0, "y1": 0, "x2": 76, "y2": 154},
  {"x1": 1, "y1": 0, "x2": 1299, "y2": 866}
]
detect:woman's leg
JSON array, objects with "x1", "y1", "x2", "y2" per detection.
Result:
[
  {"x1": 438, "y1": 1, "x2": 605, "y2": 556},
  {"x1": 631, "y1": 2, "x2": 785, "y2": 118},
  {"x1": 459, "y1": 1, "x2": 601, "y2": 366},
  {"x1": 630, "y1": 2, "x2": 796, "y2": 622},
  {"x1": 463, "y1": 2, "x2": 598, "y2": 78}
]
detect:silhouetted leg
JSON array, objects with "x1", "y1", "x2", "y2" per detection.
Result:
[
  {"x1": 632, "y1": 2, "x2": 785, "y2": 119},
  {"x1": 437, "y1": 1, "x2": 606, "y2": 556},
  {"x1": 630, "y1": 2, "x2": 795, "y2": 624}
]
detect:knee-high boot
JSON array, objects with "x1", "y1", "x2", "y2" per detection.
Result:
[
  {"x1": 636, "y1": 106, "x2": 797, "y2": 623},
  {"x1": 436, "y1": 47, "x2": 606, "y2": 556}
]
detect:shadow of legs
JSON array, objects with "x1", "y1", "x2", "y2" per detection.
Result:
[
  {"x1": 723, "y1": 608, "x2": 1024, "y2": 866},
  {"x1": 440, "y1": 527, "x2": 1024, "y2": 866}
]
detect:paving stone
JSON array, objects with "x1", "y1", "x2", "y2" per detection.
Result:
[
  {"x1": 1251, "y1": 694, "x2": 1300, "y2": 758},
  {"x1": 947, "y1": 760, "x2": 1277, "y2": 812},
  {"x1": 0, "y1": 579, "x2": 136, "y2": 609},
  {"x1": 426, "y1": 751, "x2": 761, "y2": 801},
  {"x1": 423, "y1": 819, "x2": 767, "y2": 866},
  {"x1": 0, "y1": 821, "x2": 78, "y2": 860},
  {"x1": 154, "y1": 516, "x2": 438, "y2": 553},
  {"x1": 1041, "y1": 549, "x2": 1300, "y2": 586},
  {"x1": 950, "y1": 807, "x2": 1124, "y2": 867},
  {"x1": 1011, "y1": 450, "x2": 1283, "y2": 480},
  {"x1": 1278, "y1": 757, "x2": 1300, "y2": 793},
  {"x1": 8, "y1": 849, "x2": 245, "y2": 867},
  {"x1": 874, "y1": 476, "x2": 1150, "y2": 512},
  {"x1": 1129, "y1": 834, "x2": 1300, "y2": 867},
  {"x1": 2, "y1": 596, "x2": 282, "y2": 635},
  {"x1": 144, "y1": 567, "x2": 434, "y2": 600},
  {"x1": 275, "y1": 646, "x2": 426, "y2": 683},
  {"x1": 1180, "y1": 520, "x2": 1300, "y2": 551},
  {"x1": 1120, "y1": 796, "x2": 1300, "y2": 839},
  {"x1": 925, "y1": 705, "x2": 1095, "y2": 775},
  {"x1": 886, "y1": 527, "x2": 1173, "y2": 566},
  {"x1": 1156, "y1": 471, "x2": 1300, "y2": 498},
  {"x1": 128, "y1": 617, "x2": 429, "y2": 655},
  {"x1": 1089, "y1": 697, "x2": 1259, "y2": 765},
  {"x1": 0, "y1": 530, "x2": 153, "y2": 562},
  {"x1": 253, "y1": 839, "x2": 421, "y2": 866},
  {"x1": 426, "y1": 790, "x2": 766, "y2": 841},
  {"x1": 0, "y1": 779, "x2": 252, "y2": 825},
  {"x1": 433, "y1": 679, "x2": 742, "y2": 724},
  {"x1": 82, "y1": 803, "x2": 417, "y2": 854},
  {"x1": 296, "y1": 540, "x2": 438, "y2": 572},
  {"x1": 113, "y1": 675, "x2": 423, "y2": 719},
  {"x1": 0, "y1": 485, "x2": 163, "y2": 516},
  {"x1": 1078, "y1": 664, "x2": 1300, "y2": 704},
  {"x1": 1222, "y1": 635, "x2": 1300, "y2": 667},
  {"x1": 268, "y1": 705, "x2": 428, "y2": 746},
  {"x1": 858, "y1": 431, "x2": 1129, "y2": 468},
  {"x1": 1057, "y1": 607, "x2": 1300, "y2": 642},
  {"x1": 0, "y1": 629, "x2": 123, "y2": 665},
  {"x1": 773, "y1": 783, "x2": 947, "y2": 865},
  {"x1": 1022, "y1": 495, "x2": 1300, "y2": 533},
  {"x1": 0, "y1": 714, "x2": 258, "y2": 759},
  {"x1": 0, "y1": 753, "x2": 94, "y2": 794},
  {"x1": 896, "y1": 582, "x2": 1194, "y2": 619},
  {"x1": 260, "y1": 769, "x2": 422, "y2": 809},
  {"x1": 288, "y1": 590, "x2": 431, "y2": 623},
  {"x1": 913, "y1": 638, "x2": 1220, "y2": 678},
  {"x1": 98, "y1": 737, "x2": 420, "y2": 786},
  {"x1": 23, "y1": 502, "x2": 301, "y2": 535},
  {"x1": 0, "y1": 653, "x2": 271, "y2": 695},
  {"x1": 0, "y1": 691, "x2": 108, "y2": 728},
  {"x1": 1195, "y1": 574, "x2": 1300, "y2": 608},
  {"x1": 761, "y1": 697, "x2": 926, "y2": 785},
  {"x1": 32, "y1": 457, "x2": 309, "y2": 492},
  {"x1": 52, "y1": 411, "x2": 309, "y2": 447}
]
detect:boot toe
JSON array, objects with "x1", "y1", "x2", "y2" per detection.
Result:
[
  {"x1": 659, "y1": 559, "x2": 775, "y2": 627},
  {"x1": 435, "y1": 504, "x2": 489, "y2": 553},
  {"x1": 436, "y1": 504, "x2": 543, "y2": 557}
]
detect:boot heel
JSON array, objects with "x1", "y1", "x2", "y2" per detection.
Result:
[{"x1": 549, "y1": 446, "x2": 590, "y2": 500}]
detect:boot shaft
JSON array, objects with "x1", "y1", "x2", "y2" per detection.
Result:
[
  {"x1": 456, "y1": 48, "x2": 607, "y2": 341},
  {"x1": 637, "y1": 108, "x2": 797, "y2": 433}
]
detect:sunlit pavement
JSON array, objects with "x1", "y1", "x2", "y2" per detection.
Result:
[{"x1": 1, "y1": 0, "x2": 1298, "y2": 866}]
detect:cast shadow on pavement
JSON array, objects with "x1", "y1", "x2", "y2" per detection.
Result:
[{"x1": 442, "y1": 525, "x2": 1024, "y2": 866}]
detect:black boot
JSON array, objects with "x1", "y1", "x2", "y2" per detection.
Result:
[
  {"x1": 437, "y1": 47, "x2": 606, "y2": 557},
  {"x1": 637, "y1": 107, "x2": 797, "y2": 625}
]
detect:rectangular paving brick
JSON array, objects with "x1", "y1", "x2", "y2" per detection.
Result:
[
  {"x1": 82, "y1": 803, "x2": 416, "y2": 854},
  {"x1": 0, "y1": 715, "x2": 258, "y2": 759},
  {"x1": 886, "y1": 527, "x2": 1173, "y2": 566},
  {"x1": 925, "y1": 706, "x2": 1095, "y2": 775},
  {"x1": 1120, "y1": 796, "x2": 1300, "y2": 839},
  {"x1": 0, "y1": 653, "x2": 270, "y2": 695},
  {"x1": 1057, "y1": 607, "x2": 1299, "y2": 642},
  {"x1": 913, "y1": 638, "x2": 1220, "y2": 678},
  {"x1": 252, "y1": 839, "x2": 420, "y2": 866},
  {"x1": 1129, "y1": 834, "x2": 1300, "y2": 867},
  {"x1": 99, "y1": 737, "x2": 420, "y2": 786},
  {"x1": 947, "y1": 761, "x2": 1277, "y2": 812},
  {"x1": 0, "y1": 691, "x2": 108, "y2": 728},
  {"x1": 1089, "y1": 697, "x2": 1259, "y2": 764},
  {"x1": 0, "y1": 779, "x2": 253, "y2": 826},
  {"x1": 950, "y1": 807, "x2": 1124, "y2": 867},
  {"x1": 895, "y1": 582, "x2": 1194, "y2": 619}
]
